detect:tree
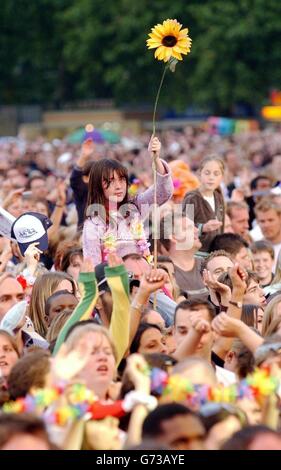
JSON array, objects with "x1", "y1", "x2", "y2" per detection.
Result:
[
  {"x1": 187, "y1": 0, "x2": 281, "y2": 113},
  {"x1": 0, "y1": 0, "x2": 280, "y2": 113},
  {"x1": 0, "y1": 0, "x2": 66, "y2": 104}
]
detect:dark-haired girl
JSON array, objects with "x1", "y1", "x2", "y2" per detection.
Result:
[{"x1": 83, "y1": 137, "x2": 173, "y2": 265}]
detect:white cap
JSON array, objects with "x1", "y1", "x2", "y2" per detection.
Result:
[{"x1": 11, "y1": 212, "x2": 52, "y2": 256}]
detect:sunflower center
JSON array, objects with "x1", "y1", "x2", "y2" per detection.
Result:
[{"x1": 162, "y1": 35, "x2": 177, "y2": 47}]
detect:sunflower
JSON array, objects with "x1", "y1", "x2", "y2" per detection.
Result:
[{"x1": 146, "y1": 19, "x2": 192, "y2": 62}]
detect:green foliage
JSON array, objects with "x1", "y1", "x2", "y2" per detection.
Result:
[
  {"x1": 0, "y1": 0, "x2": 280, "y2": 112},
  {"x1": 187, "y1": 0, "x2": 281, "y2": 112}
]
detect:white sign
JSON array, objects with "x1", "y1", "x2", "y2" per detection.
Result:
[{"x1": 0, "y1": 207, "x2": 16, "y2": 240}]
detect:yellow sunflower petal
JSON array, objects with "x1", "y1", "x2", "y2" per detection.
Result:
[
  {"x1": 148, "y1": 37, "x2": 162, "y2": 43},
  {"x1": 164, "y1": 47, "x2": 173, "y2": 62},
  {"x1": 163, "y1": 19, "x2": 180, "y2": 35},
  {"x1": 166, "y1": 19, "x2": 181, "y2": 28},
  {"x1": 176, "y1": 45, "x2": 189, "y2": 53},
  {"x1": 147, "y1": 39, "x2": 162, "y2": 48},
  {"x1": 174, "y1": 44, "x2": 190, "y2": 51},
  {"x1": 149, "y1": 34, "x2": 162, "y2": 42},
  {"x1": 163, "y1": 19, "x2": 173, "y2": 28},
  {"x1": 171, "y1": 49, "x2": 183, "y2": 61},
  {"x1": 154, "y1": 46, "x2": 162, "y2": 58},
  {"x1": 147, "y1": 42, "x2": 162, "y2": 48},
  {"x1": 179, "y1": 28, "x2": 189, "y2": 36},
  {"x1": 147, "y1": 19, "x2": 191, "y2": 62},
  {"x1": 148, "y1": 31, "x2": 162, "y2": 39},
  {"x1": 173, "y1": 45, "x2": 186, "y2": 54},
  {"x1": 147, "y1": 44, "x2": 159, "y2": 49},
  {"x1": 166, "y1": 25, "x2": 177, "y2": 35},
  {"x1": 172, "y1": 24, "x2": 182, "y2": 35},
  {"x1": 154, "y1": 24, "x2": 166, "y2": 36},
  {"x1": 177, "y1": 37, "x2": 190, "y2": 45},
  {"x1": 150, "y1": 28, "x2": 164, "y2": 38},
  {"x1": 154, "y1": 46, "x2": 166, "y2": 61}
]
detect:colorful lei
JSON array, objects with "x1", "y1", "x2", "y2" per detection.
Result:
[
  {"x1": 2, "y1": 367, "x2": 280, "y2": 426},
  {"x1": 128, "y1": 179, "x2": 141, "y2": 197},
  {"x1": 150, "y1": 366, "x2": 279, "y2": 406},
  {"x1": 3, "y1": 383, "x2": 125, "y2": 426},
  {"x1": 130, "y1": 215, "x2": 150, "y2": 257},
  {"x1": 102, "y1": 232, "x2": 118, "y2": 261}
]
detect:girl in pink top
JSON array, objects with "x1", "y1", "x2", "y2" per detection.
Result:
[{"x1": 83, "y1": 137, "x2": 174, "y2": 265}]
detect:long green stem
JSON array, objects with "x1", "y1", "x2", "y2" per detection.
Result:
[
  {"x1": 152, "y1": 64, "x2": 169, "y2": 137},
  {"x1": 152, "y1": 64, "x2": 168, "y2": 309}
]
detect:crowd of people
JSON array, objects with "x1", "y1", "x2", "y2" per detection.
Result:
[{"x1": 0, "y1": 124, "x2": 281, "y2": 450}]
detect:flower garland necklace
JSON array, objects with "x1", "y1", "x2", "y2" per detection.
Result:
[
  {"x1": 102, "y1": 214, "x2": 152, "y2": 263},
  {"x1": 2, "y1": 367, "x2": 280, "y2": 426},
  {"x1": 150, "y1": 366, "x2": 279, "y2": 406}
]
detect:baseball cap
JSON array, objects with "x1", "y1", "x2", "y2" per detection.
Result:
[{"x1": 11, "y1": 211, "x2": 52, "y2": 256}]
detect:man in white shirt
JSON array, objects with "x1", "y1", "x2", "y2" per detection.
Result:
[
  {"x1": 173, "y1": 299, "x2": 236, "y2": 386},
  {"x1": 227, "y1": 201, "x2": 252, "y2": 244},
  {"x1": 255, "y1": 197, "x2": 281, "y2": 270}
]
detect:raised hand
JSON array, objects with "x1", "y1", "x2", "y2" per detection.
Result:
[
  {"x1": 80, "y1": 257, "x2": 94, "y2": 273},
  {"x1": 24, "y1": 242, "x2": 42, "y2": 268},
  {"x1": 107, "y1": 252, "x2": 124, "y2": 268},
  {"x1": 139, "y1": 268, "x2": 168, "y2": 295},
  {"x1": 0, "y1": 239, "x2": 12, "y2": 271},
  {"x1": 76, "y1": 138, "x2": 95, "y2": 169},
  {"x1": 203, "y1": 269, "x2": 232, "y2": 306},
  {"x1": 203, "y1": 269, "x2": 230, "y2": 294},
  {"x1": 125, "y1": 353, "x2": 150, "y2": 392},
  {"x1": 148, "y1": 136, "x2": 161, "y2": 160},
  {"x1": 56, "y1": 179, "x2": 67, "y2": 207},
  {"x1": 228, "y1": 263, "x2": 248, "y2": 294},
  {"x1": 190, "y1": 312, "x2": 211, "y2": 335},
  {"x1": 212, "y1": 312, "x2": 241, "y2": 338},
  {"x1": 81, "y1": 138, "x2": 95, "y2": 159},
  {"x1": 51, "y1": 342, "x2": 92, "y2": 382},
  {"x1": 3, "y1": 187, "x2": 25, "y2": 210}
]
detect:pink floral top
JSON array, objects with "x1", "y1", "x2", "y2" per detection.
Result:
[{"x1": 82, "y1": 160, "x2": 174, "y2": 265}]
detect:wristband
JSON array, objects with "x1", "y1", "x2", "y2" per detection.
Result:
[
  {"x1": 131, "y1": 299, "x2": 145, "y2": 313},
  {"x1": 122, "y1": 391, "x2": 158, "y2": 412}
]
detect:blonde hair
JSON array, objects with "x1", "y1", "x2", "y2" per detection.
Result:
[
  {"x1": 271, "y1": 249, "x2": 281, "y2": 284},
  {"x1": 255, "y1": 196, "x2": 281, "y2": 217},
  {"x1": 0, "y1": 329, "x2": 20, "y2": 358},
  {"x1": 262, "y1": 294, "x2": 281, "y2": 337},
  {"x1": 199, "y1": 155, "x2": 225, "y2": 174},
  {"x1": 263, "y1": 316, "x2": 281, "y2": 338},
  {"x1": 199, "y1": 155, "x2": 225, "y2": 203},
  {"x1": 227, "y1": 200, "x2": 249, "y2": 217},
  {"x1": 46, "y1": 310, "x2": 72, "y2": 343},
  {"x1": 0, "y1": 272, "x2": 17, "y2": 287},
  {"x1": 65, "y1": 323, "x2": 117, "y2": 362},
  {"x1": 28, "y1": 272, "x2": 77, "y2": 338}
]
